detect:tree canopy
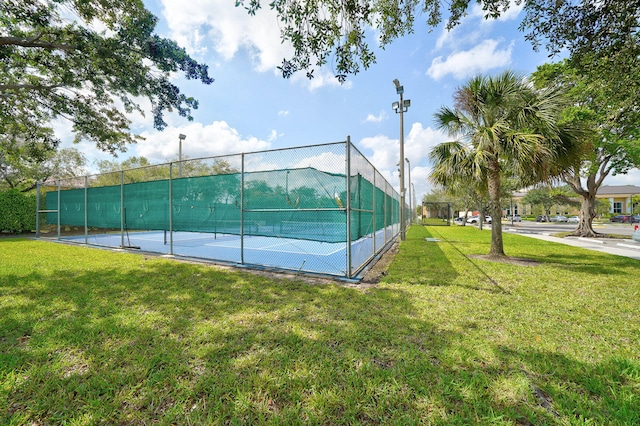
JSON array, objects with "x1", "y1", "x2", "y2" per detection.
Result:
[
  {"x1": 241, "y1": 0, "x2": 521, "y2": 80},
  {"x1": 1, "y1": 0, "x2": 213, "y2": 155},
  {"x1": 244, "y1": 0, "x2": 639, "y2": 87},
  {"x1": 93, "y1": 156, "x2": 239, "y2": 186},
  {"x1": 0, "y1": 145, "x2": 87, "y2": 192},
  {"x1": 521, "y1": 185, "x2": 580, "y2": 217},
  {"x1": 531, "y1": 60, "x2": 640, "y2": 236}
]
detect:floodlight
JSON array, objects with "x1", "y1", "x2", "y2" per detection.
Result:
[{"x1": 393, "y1": 79, "x2": 403, "y2": 94}]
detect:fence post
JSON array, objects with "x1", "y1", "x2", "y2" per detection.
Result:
[
  {"x1": 240, "y1": 153, "x2": 245, "y2": 265},
  {"x1": 346, "y1": 136, "x2": 352, "y2": 278},
  {"x1": 35, "y1": 182, "x2": 40, "y2": 237},
  {"x1": 373, "y1": 170, "x2": 376, "y2": 252},
  {"x1": 120, "y1": 170, "x2": 124, "y2": 248},
  {"x1": 169, "y1": 163, "x2": 174, "y2": 255},
  {"x1": 84, "y1": 176, "x2": 88, "y2": 244},
  {"x1": 56, "y1": 180, "x2": 61, "y2": 240}
]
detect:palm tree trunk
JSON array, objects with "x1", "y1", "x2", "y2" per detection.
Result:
[{"x1": 487, "y1": 158, "x2": 505, "y2": 257}]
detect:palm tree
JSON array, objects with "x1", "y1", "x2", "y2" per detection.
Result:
[{"x1": 429, "y1": 70, "x2": 581, "y2": 258}]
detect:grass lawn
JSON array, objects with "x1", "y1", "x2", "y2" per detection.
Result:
[
  {"x1": 1, "y1": 226, "x2": 639, "y2": 424},
  {"x1": 420, "y1": 218, "x2": 451, "y2": 226}
]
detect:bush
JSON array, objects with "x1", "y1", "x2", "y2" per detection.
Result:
[{"x1": 0, "y1": 190, "x2": 36, "y2": 233}]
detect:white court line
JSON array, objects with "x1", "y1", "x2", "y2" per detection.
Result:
[
  {"x1": 113, "y1": 231, "x2": 347, "y2": 256},
  {"x1": 127, "y1": 236, "x2": 165, "y2": 242},
  {"x1": 204, "y1": 240, "x2": 345, "y2": 256}
]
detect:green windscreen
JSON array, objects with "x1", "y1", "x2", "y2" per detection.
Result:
[{"x1": 47, "y1": 167, "x2": 397, "y2": 244}]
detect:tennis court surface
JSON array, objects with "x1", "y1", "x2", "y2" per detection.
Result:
[{"x1": 58, "y1": 227, "x2": 394, "y2": 278}]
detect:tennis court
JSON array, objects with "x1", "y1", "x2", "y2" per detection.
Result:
[
  {"x1": 59, "y1": 226, "x2": 394, "y2": 277},
  {"x1": 37, "y1": 140, "x2": 403, "y2": 280}
]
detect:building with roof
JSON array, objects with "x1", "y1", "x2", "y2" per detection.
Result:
[
  {"x1": 505, "y1": 185, "x2": 640, "y2": 218},
  {"x1": 595, "y1": 185, "x2": 640, "y2": 214}
]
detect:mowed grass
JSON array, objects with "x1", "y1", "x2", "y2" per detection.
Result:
[{"x1": 1, "y1": 227, "x2": 639, "y2": 425}]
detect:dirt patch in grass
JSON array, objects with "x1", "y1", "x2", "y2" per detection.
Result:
[{"x1": 359, "y1": 241, "x2": 399, "y2": 284}]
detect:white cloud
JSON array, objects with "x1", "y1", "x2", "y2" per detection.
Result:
[
  {"x1": 435, "y1": 25, "x2": 483, "y2": 52},
  {"x1": 408, "y1": 165, "x2": 433, "y2": 204},
  {"x1": 53, "y1": 119, "x2": 111, "y2": 172},
  {"x1": 135, "y1": 121, "x2": 271, "y2": 163},
  {"x1": 159, "y1": 0, "x2": 345, "y2": 91},
  {"x1": 405, "y1": 122, "x2": 448, "y2": 163},
  {"x1": 427, "y1": 39, "x2": 514, "y2": 80},
  {"x1": 403, "y1": 123, "x2": 449, "y2": 202},
  {"x1": 278, "y1": 110, "x2": 289, "y2": 117},
  {"x1": 160, "y1": 0, "x2": 290, "y2": 72},
  {"x1": 357, "y1": 123, "x2": 447, "y2": 194},
  {"x1": 434, "y1": 2, "x2": 523, "y2": 52},
  {"x1": 293, "y1": 69, "x2": 353, "y2": 92},
  {"x1": 359, "y1": 135, "x2": 399, "y2": 173},
  {"x1": 470, "y1": 2, "x2": 524, "y2": 22},
  {"x1": 358, "y1": 123, "x2": 446, "y2": 172},
  {"x1": 604, "y1": 169, "x2": 640, "y2": 187},
  {"x1": 267, "y1": 129, "x2": 282, "y2": 142},
  {"x1": 364, "y1": 111, "x2": 387, "y2": 123},
  {"x1": 293, "y1": 152, "x2": 345, "y2": 174}
]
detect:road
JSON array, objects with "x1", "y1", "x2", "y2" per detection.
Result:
[
  {"x1": 500, "y1": 220, "x2": 639, "y2": 237},
  {"x1": 457, "y1": 219, "x2": 640, "y2": 259},
  {"x1": 489, "y1": 219, "x2": 640, "y2": 260}
]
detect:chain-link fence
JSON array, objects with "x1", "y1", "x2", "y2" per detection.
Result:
[{"x1": 37, "y1": 139, "x2": 402, "y2": 280}]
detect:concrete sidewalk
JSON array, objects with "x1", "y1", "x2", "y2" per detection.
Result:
[{"x1": 504, "y1": 229, "x2": 640, "y2": 261}]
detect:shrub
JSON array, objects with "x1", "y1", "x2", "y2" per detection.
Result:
[{"x1": 0, "y1": 190, "x2": 36, "y2": 233}]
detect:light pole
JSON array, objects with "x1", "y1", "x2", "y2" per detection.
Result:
[
  {"x1": 392, "y1": 79, "x2": 410, "y2": 240},
  {"x1": 178, "y1": 133, "x2": 186, "y2": 177},
  {"x1": 412, "y1": 182, "x2": 416, "y2": 222},
  {"x1": 405, "y1": 157, "x2": 412, "y2": 224}
]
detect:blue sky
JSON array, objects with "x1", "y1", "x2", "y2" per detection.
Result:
[{"x1": 58, "y1": 0, "x2": 640, "y2": 201}]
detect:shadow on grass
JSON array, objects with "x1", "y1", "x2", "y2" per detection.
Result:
[
  {"x1": 1, "y1": 240, "x2": 638, "y2": 424},
  {"x1": 1, "y1": 258, "x2": 445, "y2": 423},
  {"x1": 385, "y1": 226, "x2": 463, "y2": 287},
  {"x1": 402, "y1": 226, "x2": 509, "y2": 294}
]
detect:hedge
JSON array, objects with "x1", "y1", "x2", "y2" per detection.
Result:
[{"x1": 0, "y1": 190, "x2": 36, "y2": 233}]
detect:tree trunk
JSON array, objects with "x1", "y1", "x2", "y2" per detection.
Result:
[
  {"x1": 487, "y1": 158, "x2": 505, "y2": 257},
  {"x1": 565, "y1": 168, "x2": 606, "y2": 238},
  {"x1": 572, "y1": 191, "x2": 600, "y2": 237}
]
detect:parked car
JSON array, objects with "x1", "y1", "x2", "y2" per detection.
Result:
[
  {"x1": 610, "y1": 215, "x2": 629, "y2": 223},
  {"x1": 467, "y1": 215, "x2": 492, "y2": 224},
  {"x1": 453, "y1": 217, "x2": 465, "y2": 225},
  {"x1": 550, "y1": 215, "x2": 568, "y2": 222},
  {"x1": 567, "y1": 215, "x2": 579, "y2": 223},
  {"x1": 610, "y1": 214, "x2": 640, "y2": 223},
  {"x1": 536, "y1": 215, "x2": 549, "y2": 222},
  {"x1": 506, "y1": 214, "x2": 521, "y2": 222}
]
